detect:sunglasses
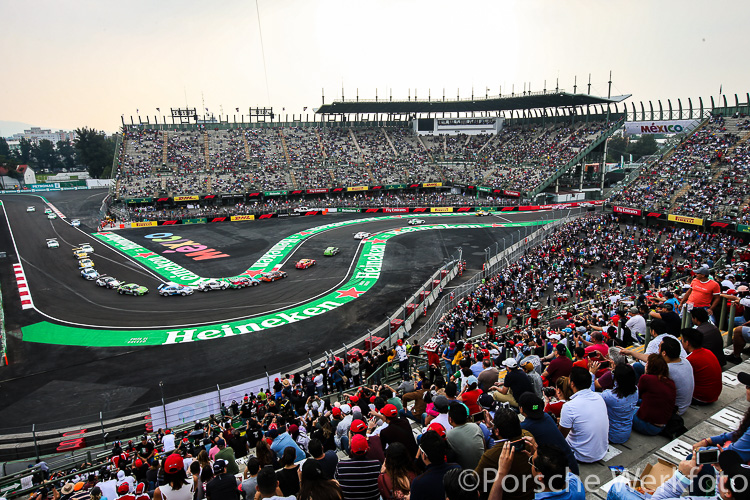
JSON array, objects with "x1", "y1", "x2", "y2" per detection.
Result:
[{"x1": 528, "y1": 456, "x2": 536, "y2": 469}]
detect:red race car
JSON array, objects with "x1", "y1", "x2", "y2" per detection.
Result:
[
  {"x1": 259, "y1": 271, "x2": 288, "y2": 282},
  {"x1": 295, "y1": 259, "x2": 316, "y2": 269}
]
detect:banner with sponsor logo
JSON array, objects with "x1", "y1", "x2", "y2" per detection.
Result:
[
  {"x1": 613, "y1": 206, "x2": 642, "y2": 216},
  {"x1": 738, "y1": 224, "x2": 750, "y2": 234},
  {"x1": 422, "y1": 182, "x2": 442, "y2": 188},
  {"x1": 263, "y1": 190, "x2": 287, "y2": 197},
  {"x1": 645, "y1": 211, "x2": 667, "y2": 219},
  {"x1": 183, "y1": 218, "x2": 207, "y2": 225},
  {"x1": 708, "y1": 221, "x2": 735, "y2": 231},
  {"x1": 231, "y1": 215, "x2": 255, "y2": 221},
  {"x1": 131, "y1": 221, "x2": 158, "y2": 228},
  {"x1": 339, "y1": 208, "x2": 361, "y2": 213},
  {"x1": 386, "y1": 184, "x2": 407, "y2": 190},
  {"x1": 668, "y1": 214, "x2": 704, "y2": 226},
  {"x1": 383, "y1": 207, "x2": 410, "y2": 213},
  {"x1": 624, "y1": 119, "x2": 701, "y2": 136},
  {"x1": 431, "y1": 207, "x2": 454, "y2": 213},
  {"x1": 503, "y1": 190, "x2": 521, "y2": 197},
  {"x1": 347, "y1": 186, "x2": 368, "y2": 192},
  {"x1": 126, "y1": 198, "x2": 153, "y2": 204},
  {"x1": 174, "y1": 195, "x2": 199, "y2": 202},
  {"x1": 477, "y1": 186, "x2": 491, "y2": 193},
  {"x1": 306, "y1": 188, "x2": 329, "y2": 194}
]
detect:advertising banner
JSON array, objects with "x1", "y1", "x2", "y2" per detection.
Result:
[
  {"x1": 339, "y1": 208, "x2": 361, "y2": 213},
  {"x1": 383, "y1": 207, "x2": 410, "y2": 213},
  {"x1": 477, "y1": 186, "x2": 491, "y2": 193},
  {"x1": 174, "y1": 195, "x2": 199, "y2": 202},
  {"x1": 306, "y1": 188, "x2": 329, "y2": 194},
  {"x1": 231, "y1": 215, "x2": 255, "y2": 221},
  {"x1": 668, "y1": 214, "x2": 704, "y2": 226},
  {"x1": 738, "y1": 225, "x2": 750, "y2": 234},
  {"x1": 422, "y1": 182, "x2": 442, "y2": 188},
  {"x1": 126, "y1": 198, "x2": 153, "y2": 204},
  {"x1": 131, "y1": 221, "x2": 157, "y2": 228},
  {"x1": 347, "y1": 186, "x2": 368, "y2": 192},
  {"x1": 646, "y1": 211, "x2": 666, "y2": 219},
  {"x1": 431, "y1": 207, "x2": 454, "y2": 213},
  {"x1": 386, "y1": 184, "x2": 407, "y2": 190},
  {"x1": 624, "y1": 119, "x2": 701, "y2": 136},
  {"x1": 183, "y1": 218, "x2": 207, "y2": 225},
  {"x1": 708, "y1": 221, "x2": 734, "y2": 230},
  {"x1": 613, "y1": 206, "x2": 642, "y2": 216},
  {"x1": 503, "y1": 190, "x2": 521, "y2": 197},
  {"x1": 263, "y1": 190, "x2": 287, "y2": 196}
]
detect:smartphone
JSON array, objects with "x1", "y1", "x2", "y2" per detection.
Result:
[
  {"x1": 696, "y1": 449, "x2": 720, "y2": 465},
  {"x1": 510, "y1": 439, "x2": 525, "y2": 452}
]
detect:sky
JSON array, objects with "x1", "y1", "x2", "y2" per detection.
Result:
[{"x1": 1, "y1": 0, "x2": 748, "y2": 135}]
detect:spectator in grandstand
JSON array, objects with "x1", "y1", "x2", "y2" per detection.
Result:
[
  {"x1": 660, "y1": 336, "x2": 695, "y2": 416},
  {"x1": 680, "y1": 267, "x2": 721, "y2": 321},
  {"x1": 445, "y1": 401, "x2": 485, "y2": 470},
  {"x1": 276, "y1": 447, "x2": 301, "y2": 497},
  {"x1": 254, "y1": 466, "x2": 291, "y2": 500},
  {"x1": 334, "y1": 434, "x2": 381, "y2": 500},
  {"x1": 239, "y1": 457, "x2": 260, "y2": 500},
  {"x1": 680, "y1": 328, "x2": 723, "y2": 405},
  {"x1": 488, "y1": 358, "x2": 533, "y2": 407},
  {"x1": 474, "y1": 407, "x2": 534, "y2": 500},
  {"x1": 518, "y1": 393, "x2": 579, "y2": 475},
  {"x1": 410, "y1": 431, "x2": 461, "y2": 500},
  {"x1": 558, "y1": 366, "x2": 609, "y2": 463},
  {"x1": 599, "y1": 361, "x2": 639, "y2": 444},
  {"x1": 376, "y1": 404, "x2": 418, "y2": 457},
  {"x1": 632, "y1": 354, "x2": 676, "y2": 436},
  {"x1": 153, "y1": 454, "x2": 194, "y2": 500},
  {"x1": 541, "y1": 343, "x2": 573, "y2": 386},
  {"x1": 376, "y1": 442, "x2": 417, "y2": 500},
  {"x1": 298, "y1": 459, "x2": 344, "y2": 500}
]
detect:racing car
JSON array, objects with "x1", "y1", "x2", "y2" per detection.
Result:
[
  {"x1": 71, "y1": 219, "x2": 81, "y2": 227},
  {"x1": 354, "y1": 232, "x2": 371, "y2": 240},
  {"x1": 259, "y1": 271, "x2": 288, "y2": 282},
  {"x1": 408, "y1": 219, "x2": 425, "y2": 225},
  {"x1": 46, "y1": 238, "x2": 59, "y2": 249},
  {"x1": 44, "y1": 208, "x2": 52, "y2": 214},
  {"x1": 158, "y1": 282, "x2": 194, "y2": 296},
  {"x1": 228, "y1": 277, "x2": 260, "y2": 288},
  {"x1": 77, "y1": 243, "x2": 94, "y2": 253},
  {"x1": 195, "y1": 279, "x2": 229, "y2": 292},
  {"x1": 47, "y1": 213, "x2": 57, "y2": 220},
  {"x1": 73, "y1": 250, "x2": 89, "y2": 260},
  {"x1": 27, "y1": 206, "x2": 35, "y2": 212},
  {"x1": 295, "y1": 259, "x2": 316, "y2": 269},
  {"x1": 95, "y1": 276, "x2": 122, "y2": 289},
  {"x1": 78, "y1": 258, "x2": 95, "y2": 270},
  {"x1": 118, "y1": 283, "x2": 149, "y2": 296},
  {"x1": 475, "y1": 211, "x2": 489, "y2": 216},
  {"x1": 323, "y1": 247, "x2": 339, "y2": 256},
  {"x1": 81, "y1": 268, "x2": 100, "y2": 280}
]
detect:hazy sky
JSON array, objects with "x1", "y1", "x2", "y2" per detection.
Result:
[{"x1": 1, "y1": 0, "x2": 747, "y2": 134}]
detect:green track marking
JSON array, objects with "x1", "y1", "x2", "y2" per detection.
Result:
[{"x1": 22, "y1": 218, "x2": 552, "y2": 347}]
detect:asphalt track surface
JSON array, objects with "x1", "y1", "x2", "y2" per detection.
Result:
[{"x1": 0, "y1": 190, "x2": 555, "y2": 427}]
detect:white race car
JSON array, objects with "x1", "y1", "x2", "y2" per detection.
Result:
[
  {"x1": 96, "y1": 276, "x2": 122, "y2": 289},
  {"x1": 195, "y1": 279, "x2": 229, "y2": 292},
  {"x1": 47, "y1": 213, "x2": 57, "y2": 220},
  {"x1": 354, "y1": 232, "x2": 371, "y2": 240},
  {"x1": 27, "y1": 206, "x2": 35, "y2": 212},
  {"x1": 77, "y1": 243, "x2": 94, "y2": 253},
  {"x1": 408, "y1": 219, "x2": 425, "y2": 225},
  {"x1": 71, "y1": 219, "x2": 81, "y2": 227},
  {"x1": 46, "y1": 238, "x2": 59, "y2": 249},
  {"x1": 158, "y1": 282, "x2": 194, "y2": 296},
  {"x1": 81, "y1": 268, "x2": 100, "y2": 280}
]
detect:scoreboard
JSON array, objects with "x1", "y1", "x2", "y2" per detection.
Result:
[{"x1": 414, "y1": 117, "x2": 503, "y2": 136}]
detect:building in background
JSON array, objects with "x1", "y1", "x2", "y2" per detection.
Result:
[{"x1": 10, "y1": 127, "x2": 77, "y2": 145}]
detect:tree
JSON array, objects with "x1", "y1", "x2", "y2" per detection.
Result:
[
  {"x1": 15, "y1": 138, "x2": 32, "y2": 164},
  {"x1": 31, "y1": 139, "x2": 60, "y2": 171},
  {"x1": 627, "y1": 135, "x2": 658, "y2": 161},
  {"x1": 606, "y1": 136, "x2": 628, "y2": 163},
  {"x1": 56, "y1": 140, "x2": 78, "y2": 170},
  {"x1": 74, "y1": 128, "x2": 116, "y2": 178},
  {"x1": 0, "y1": 137, "x2": 11, "y2": 158}
]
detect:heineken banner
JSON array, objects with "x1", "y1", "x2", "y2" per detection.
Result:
[
  {"x1": 263, "y1": 190, "x2": 287, "y2": 197},
  {"x1": 737, "y1": 225, "x2": 750, "y2": 234},
  {"x1": 183, "y1": 218, "x2": 207, "y2": 225}
]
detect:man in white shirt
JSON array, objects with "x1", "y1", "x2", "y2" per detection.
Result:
[
  {"x1": 162, "y1": 429, "x2": 176, "y2": 453},
  {"x1": 558, "y1": 366, "x2": 609, "y2": 463},
  {"x1": 395, "y1": 339, "x2": 409, "y2": 380},
  {"x1": 624, "y1": 307, "x2": 647, "y2": 343}
]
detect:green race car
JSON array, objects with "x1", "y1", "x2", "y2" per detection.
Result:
[
  {"x1": 117, "y1": 283, "x2": 149, "y2": 296},
  {"x1": 324, "y1": 246, "x2": 339, "y2": 256}
]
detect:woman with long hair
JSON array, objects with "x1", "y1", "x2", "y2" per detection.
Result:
[
  {"x1": 633, "y1": 354, "x2": 676, "y2": 435},
  {"x1": 196, "y1": 450, "x2": 210, "y2": 474},
  {"x1": 276, "y1": 447, "x2": 301, "y2": 497},
  {"x1": 153, "y1": 454, "x2": 194, "y2": 500},
  {"x1": 311, "y1": 416, "x2": 337, "y2": 452},
  {"x1": 377, "y1": 442, "x2": 417, "y2": 500},
  {"x1": 600, "y1": 363, "x2": 639, "y2": 444},
  {"x1": 543, "y1": 376, "x2": 573, "y2": 421},
  {"x1": 298, "y1": 459, "x2": 343, "y2": 500},
  {"x1": 255, "y1": 440, "x2": 279, "y2": 470}
]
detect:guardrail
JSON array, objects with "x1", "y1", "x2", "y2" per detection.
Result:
[{"x1": 0, "y1": 281, "x2": 6, "y2": 367}]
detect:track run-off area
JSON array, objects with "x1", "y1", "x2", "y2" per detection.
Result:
[{"x1": 20, "y1": 214, "x2": 552, "y2": 347}]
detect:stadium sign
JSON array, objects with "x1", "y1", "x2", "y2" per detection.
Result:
[
  {"x1": 503, "y1": 190, "x2": 521, "y2": 197},
  {"x1": 738, "y1": 225, "x2": 750, "y2": 234},
  {"x1": 422, "y1": 182, "x2": 442, "y2": 188},
  {"x1": 174, "y1": 195, "x2": 199, "y2": 202},
  {"x1": 386, "y1": 184, "x2": 407, "y2": 190},
  {"x1": 347, "y1": 186, "x2": 368, "y2": 192},
  {"x1": 264, "y1": 190, "x2": 288, "y2": 196},
  {"x1": 22, "y1": 218, "x2": 552, "y2": 347},
  {"x1": 230, "y1": 215, "x2": 255, "y2": 221},
  {"x1": 306, "y1": 188, "x2": 329, "y2": 194},
  {"x1": 668, "y1": 214, "x2": 703, "y2": 226},
  {"x1": 624, "y1": 119, "x2": 700, "y2": 136},
  {"x1": 613, "y1": 206, "x2": 642, "y2": 216},
  {"x1": 477, "y1": 186, "x2": 491, "y2": 193}
]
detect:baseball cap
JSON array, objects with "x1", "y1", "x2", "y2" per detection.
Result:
[
  {"x1": 518, "y1": 393, "x2": 545, "y2": 419},
  {"x1": 116, "y1": 483, "x2": 129, "y2": 495},
  {"x1": 380, "y1": 404, "x2": 398, "y2": 418},
  {"x1": 397, "y1": 339, "x2": 403, "y2": 345},
  {"x1": 301, "y1": 459, "x2": 325, "y2": 481},
  {"x1": 134, "y1": 459, "x2": 143, "y2": 468},
  {"x1": 350, "y1": 434, "x2": 369, "y2": 454},
  {"x1": 213, "y1": 459, "x2": 227, "y2": 473},
  {"x1": 694, "y1": 267, "x2": 710, "y2": 275},
  {"x1": 164, "y1": 453, "x2": 184, "y2": 474},
  {"x1": 478, "y1": 393, "x2": 495, "y2": 410},
  {"x1": 331, "y1": 407, "x2": 341, "y2": 417},
  {"x1": 426, "y1": 423, "x2": 446, "y2": 438},
  {"x1": 739, "y1": 285, "x2": 750, "y2": 292},
  {"x1": 350, "y1": 419, "x2": 368, "y2": 433},
  {"x1": 628, "y1": 307, "x2": 639, "y2": 315},
  {"x1": 738, "y1": 372, "x2": 750, "y2": 387},
  {"x1": 433, "y1": 395, "x2": 450, "y2": 412},
  {"x1": 502, "y1": 358, "x2": 518, "y2": 369},
  {"x1": 340, "y1": 404, "x2": 352, "y2": 414},
  {"x1": 466, "y1": 375, "x2": 478, "y2": 386},
  {"x1": 288, "y1": 424, "x2": 299, "y2": 434},
  {"x1": 216, "y1": 438, "x2": 225, "y2": 447},
  {"x1": 135, "y1": 483, "x2": 145, "y2": 495},
  {"x1": 719, "y1": 450, "x2": 750, "y2": 500}
]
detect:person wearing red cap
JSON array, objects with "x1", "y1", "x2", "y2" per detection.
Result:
[
  {"x1": 115, "y1": 482, "x2": 134, "y2": 500},
  {"x1": 375, "y1": 403, "x2": 418, "y2": 457},
  {"x1": 153, "y1": 454, "x2": 194, "y2": 500},
  {"x1": 133, "y1": 483, "x2": 149, "y2": 500},
  {"x1": 334, "y1": 434, "x2": 381, "y2": 500}
]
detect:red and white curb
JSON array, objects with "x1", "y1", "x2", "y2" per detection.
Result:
[
  {"x1": 47, "y1": 203, "x2": 66, "y2": 219},
  {"x1": 13, "y1": 263, "x2": 33, "y2": 310}
]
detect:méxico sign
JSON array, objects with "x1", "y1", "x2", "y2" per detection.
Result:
[
  {"x1": 21, "y1": 217, "x2": 552, "y2": 347},
  {"x1": 624, "y1": 119, "x2": 700, "y2": 136}
]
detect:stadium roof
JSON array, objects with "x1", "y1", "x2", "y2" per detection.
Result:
[{"x1": 316, "y1": 91, "x2": 630, "y2": 115}]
